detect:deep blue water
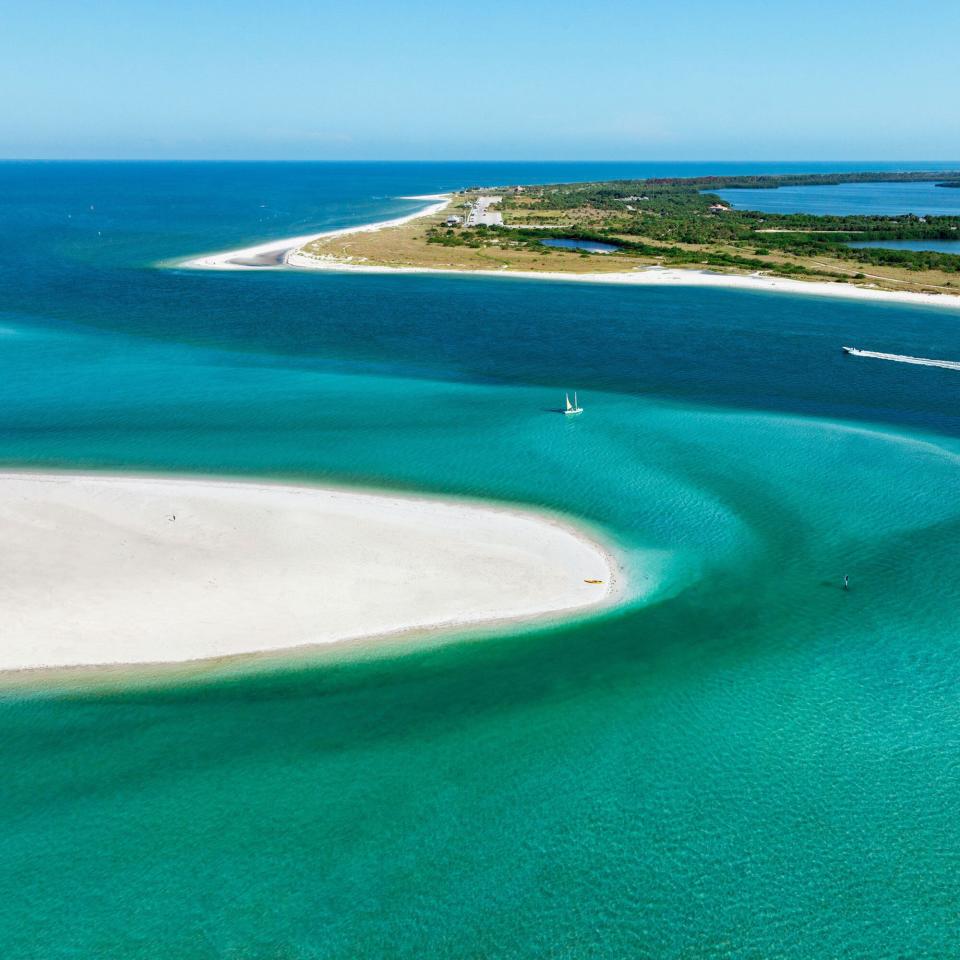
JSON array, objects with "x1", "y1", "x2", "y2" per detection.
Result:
[
  {"x1": 849, "y1": 238, "x2": 960, "y2": 253},
  {"x1": 714, "y1": 178, "x2": 960, "y2": 216},
  {"x1": 3, "y1": 162, "x2": 958, "y2": 434},
  {"x1": 3, "y1": 162, "x2": 960, "y2": 959}
]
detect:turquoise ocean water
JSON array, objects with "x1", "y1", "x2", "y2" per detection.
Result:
[{"x1": 2, "y1": 162, "x2": 960, "y2": 958}]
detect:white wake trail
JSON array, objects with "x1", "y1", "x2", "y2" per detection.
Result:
[{"x1": 844, "y1": 348, "x2": 960, "y2": 371}]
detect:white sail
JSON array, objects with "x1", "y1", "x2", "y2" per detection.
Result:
[{"x1": 565, "y1": 392, "x2": 572, "y2": 411}]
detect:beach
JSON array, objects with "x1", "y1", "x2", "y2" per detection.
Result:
[
  {"x1": 182, "y1": 195, "x2": 450, "y2": 269},
  {"x1": 284, "y1": 253, "x2": 960, "y2": 310},
  {"x1": 0, "y1": 472, "x2": 615, "y2": 672},
  {"x1": 7, "y1": 160, "x2": 960, "y2": 958},
  {"x1": 185, "y1": 204, "x2": 960, "y2": 309}
]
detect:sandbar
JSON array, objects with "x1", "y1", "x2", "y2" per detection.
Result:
[{"x1": 0, "y1": 473, "x2": 616, "y2": 672}]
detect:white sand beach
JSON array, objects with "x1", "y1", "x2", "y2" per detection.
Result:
[
  {"x1": 0, "y1": 473, "x2": 616, "y2": 672},
  {"x1": 182, "y1": 197, "x2": 450, "y2": 269},
  {"x1": 181, "y1": 199, "x2": 960, "y2": 308},
  {"x1": 285, "y1": 253, "x2": 960, "y2": 311}
]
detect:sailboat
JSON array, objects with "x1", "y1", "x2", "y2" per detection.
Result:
[{"x1": 564, "y1": 391, "x2": 583, "y2": 415}]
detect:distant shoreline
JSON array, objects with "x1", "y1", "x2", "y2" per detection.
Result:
[{"x1": 182, "y1": 195, "x2": 960, "y2": 310}]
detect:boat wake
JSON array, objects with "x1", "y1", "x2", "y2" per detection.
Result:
[{"x1": 843, "y1": 347, "x2": 960, "y2": 371}]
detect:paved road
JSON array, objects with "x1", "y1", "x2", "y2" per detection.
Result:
[{"x1": 466, "y1": 196, "x2": 503, "y2": 227}]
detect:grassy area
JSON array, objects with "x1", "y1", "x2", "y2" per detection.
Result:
[
  {"x1": 297, "y1": 174, "x2": 960, "y2": 299},
  {"x1": 300, "y1": 196, "x2": 658, "y2": 275}
]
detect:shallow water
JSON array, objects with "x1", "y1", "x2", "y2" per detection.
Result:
[{"x1": 2, "y1": 163, "x2": 960, "y2": 958}]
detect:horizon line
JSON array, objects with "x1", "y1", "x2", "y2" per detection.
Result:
[{"x1": 2, "y1": 157, "x2": 960, "y2": 165}]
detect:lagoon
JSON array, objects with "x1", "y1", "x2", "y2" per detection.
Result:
[
  {"x1": 715, "y1": 179, "x2": 960, "y2": 216},
  {"x1": 541, "y1": 237, "x2": 620, "y2": 253},
  {"x1": 848, "y1": 237, "x2": 960, "y2": 254}
]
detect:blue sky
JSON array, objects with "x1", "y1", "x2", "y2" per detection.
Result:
[{"x1": 3, "y1": 0, "x2": 959, "y2": 160}]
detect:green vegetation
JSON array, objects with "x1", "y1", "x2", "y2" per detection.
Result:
[
  {"x1": 427, "y1": 222, "x2": 816, "y2": 275},
  {"x1": 430, "y1": 172, "x2": 960, "y2": 281},
  {"x1": 309, "y1": 171, "x2": 960, "y2": 297}
]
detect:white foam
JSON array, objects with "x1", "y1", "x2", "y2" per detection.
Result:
[{"x1": 844, "y1": 348, "x2": 960, "y2": 371}]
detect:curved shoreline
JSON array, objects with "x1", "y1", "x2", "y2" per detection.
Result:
[
  {"x1": 182, "y1": 200, "x2": 960, "y2": 309},
  {"x1": 180, "y1": 196, "x2": 450, "y2": 270},
  {"x1": 284, "y1": 254, "x2": 960, "y2": 311},
  {"x1": 0, "y1": 471, "x2": 622, "y2": 675}
]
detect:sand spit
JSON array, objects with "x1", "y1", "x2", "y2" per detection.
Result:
[{"x1": 0, "y1": 472, "x2": 616, "y2": 671}]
